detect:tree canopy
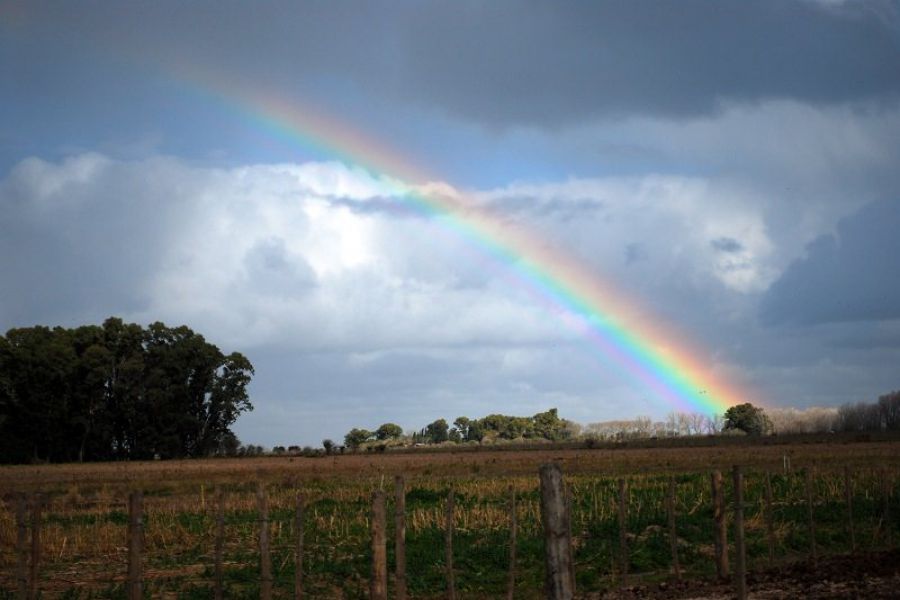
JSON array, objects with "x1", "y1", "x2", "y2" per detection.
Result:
[
  {"x1": 344, "y1": 408, "x2": 579, "y2": 450},
  {"x1": 452, "y1": 408, "x2": 575, "y2": 442},
  {"x1": 723, "y1": 403, "x2": 772, "y2": 436},
  {"x1": 0, "y1": 318, "x2": 254, "y2": 463},
  {"x1": 375, "y1": 423, "x2": 403, "y2": 440},
  {"x1": 344, "y1": 428, "x2": 373, "y2": 449}
]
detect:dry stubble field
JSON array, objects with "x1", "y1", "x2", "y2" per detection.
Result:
[{"x1": 1, "y1": 437, "x2": 899, "y2": 598}]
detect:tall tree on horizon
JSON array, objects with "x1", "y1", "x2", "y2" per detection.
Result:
[{"x1": 0, "y1": 317, "x2": 254, "y2": 463}]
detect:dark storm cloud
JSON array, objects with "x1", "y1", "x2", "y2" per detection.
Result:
[
  {"x1": 760, "y1": 199, "x2": 900, "y2": 326},
  {"x1": 10, "y1": 1, "x2": 900, "y2": 130},
  {"x1": 827, "y1": 322, "x2": 900, "y2": 350},
  {"x1": 401, "y1": 0, "x2": 900, "y2": 126},
  {"x1": 0, "y1": 156, "x2": 190, "y2": 327}
]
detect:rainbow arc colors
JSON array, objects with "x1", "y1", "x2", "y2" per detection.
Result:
[{"x1": 177, "y1": 70, "x2": 751, "y2": 415}]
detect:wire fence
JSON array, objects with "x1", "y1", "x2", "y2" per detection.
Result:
[{"x1": 0, "y1": 463, "x2": 896, "y2": 598}]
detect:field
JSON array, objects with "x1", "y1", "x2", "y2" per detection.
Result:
[{"x1": 1, "y1": 437, "x2": 899, "y2": 598}]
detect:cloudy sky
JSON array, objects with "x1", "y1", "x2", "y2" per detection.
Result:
[{"x1": 2, "y1": 1, "x2": 899, "y2": 446}]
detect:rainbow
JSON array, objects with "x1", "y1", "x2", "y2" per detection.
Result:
[{"x1": 172, "y1": 69, "x2": 753, "y2": 416}]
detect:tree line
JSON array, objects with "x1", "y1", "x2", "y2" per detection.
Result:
[
  {"x1": 0, "y1": 318, "x2": 254, "y2": 463},
  {"x1": 582, "y1": 395, "x2": 898, "y2": 441},
  {"x1": 833, "y1": 391, "x2": 900, "y2": 432},
  {"x1": 343, "y1": 408, "x2": 578, "y2": 450},
  {"x1": 338, "y1": 394, "x2": 900, "y2": 453}
]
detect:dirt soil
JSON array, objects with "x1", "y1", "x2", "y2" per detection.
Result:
[
  {"x1": 587, "y1": 550, "x2": 900, "y2": 599},
  {"x1": 4, "y1": 438, "x2": 900, "y2": 492}
]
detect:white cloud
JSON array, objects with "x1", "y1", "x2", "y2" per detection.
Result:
[
  {"x1": 556, "y1": 99, "x2": 899, "y2": 216},
  {"x1": 4, "y1": 153, "x2": 114, "y2": 207},
  {"x1": 3, "y1": 151, "x2": 895, "y2": 445},
  {"x1": 0, "y1": 153, "x2": 794, "y2": 373},
  {"x1": 480, "y1": 174, "x2": 777, "y2": 294},
  {"x1": 1, "y1": 155, "x2": 572, "y2": 351}
]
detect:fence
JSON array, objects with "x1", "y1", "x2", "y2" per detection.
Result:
[{"x1": 2, "y1": 463, "x2": 897, "y2": 598}]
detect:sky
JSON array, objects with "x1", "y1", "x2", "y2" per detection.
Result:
[{"x1": 2, "y1": 0, "x2": 899, "y2": 446}]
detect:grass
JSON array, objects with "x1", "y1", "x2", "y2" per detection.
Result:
[{"x1": 0, "y1": 439, "x2": 898, "y2": 597}]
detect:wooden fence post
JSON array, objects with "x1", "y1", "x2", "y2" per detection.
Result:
[
  {"x1": 507, "y1": 485, "x2": 518, "y2": 600},
  {"x1": 804, "y1": 469, "x2": 817, "y2": 568},
  {"x1": 16, "y1": 493, "x2": 27, "y2": 600},
  {"x1": 667, "y1": 477, "x2": 681, "y2": 580},
  {"x1": 617, "y1": 478, "x2": 628, "y2": 580},
  {"x1": 566, "y1": 483, "x2": 576, "y2": 591},
  {"x1": 214, "y1": 488, "x2": 225, "y2": 600},
  {"x1": 764, "y1": 471, "x2": 775, "y2": 567},
  {"x1": 711, "y1": 471, "x2": 729, "y2": 579},
  {"x1": 882, "y1": 468, "x2": 892, "y2": 548},
  {"x1": 257, "y1": 483, "x2": 272, "y2": 600},
  {"x1": 445, "y1": 488, "x2": 456, "y2": 600},
  {"x1": 539, "y1": 463, "x2": 575, "y2": 600},
  {"x1": 395, "y1": 475, "x2": 407, "y2": 600},
  {"x1": 844, "y1": 466, "x2": 856, "y2": 552},
  {"x1": 127, "y1": 491, "x2": 143, "y2": 600},
  {"x1": 295, "y1": 493, "x2": 305, "y2": 600},
  {"x1": 28, "y1": 494, "x2": 43, "y2": 600},
  {"x1": 370, "y1": 489, "x2": 387, "y2": 600},
  {"x1": 732, "y1": 466, "x2": 747, "y2": 600}
]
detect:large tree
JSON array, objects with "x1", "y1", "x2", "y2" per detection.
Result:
[
  {"x1": 878, "y1": 391, "x2": 900, "y2": 431},
  {"x1": 375, "y1": 422, "x2": 404, "y2": 440},
  {"x1": 425, "y1": 418, "x2": 449, "y2": 443},
  {"x1": 0, "y1": 318, "x2": 254, "y2": 463},
  {"x1": 344, "y1": 428, "x2": 373, "y2": 450},
  {"x1": 723, "y1": 403, "x2": 772, "y2": 436}
]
